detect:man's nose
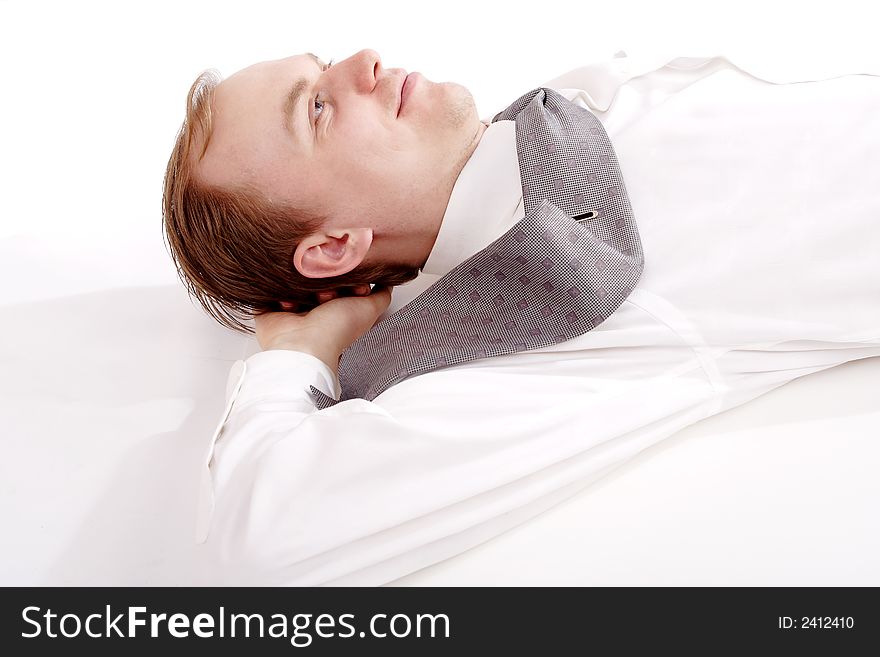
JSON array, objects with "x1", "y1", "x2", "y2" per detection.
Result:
[
  {"x1": 342, "y1": 48, "x2": 403, "y2": 92},
  {"x1": 334, "y1": 48, "x2": 380, "y2": 91}
]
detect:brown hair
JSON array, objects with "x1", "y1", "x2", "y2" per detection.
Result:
[{"x1": 161, "y1": 70, "x2": 418, "y2": 334}]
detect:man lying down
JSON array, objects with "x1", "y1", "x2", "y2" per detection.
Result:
[{"x1": 162, "y1": 49, "x2": 880, "y2": 585}]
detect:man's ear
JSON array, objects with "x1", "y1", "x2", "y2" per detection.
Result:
[{"x1": 292, "y1": 227, "x2": 373, "y2": 278}]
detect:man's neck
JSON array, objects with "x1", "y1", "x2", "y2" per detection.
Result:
[{"x1": 418, "y1": 121, "x2": 489, "y2": 269}]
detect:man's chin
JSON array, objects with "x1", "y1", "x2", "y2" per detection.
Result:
[
  {"x1": 442, "y1": 79, "x2": 475, "y2": 103},
  {"x1": 436, "y1": 81, "x2": 479, "y2": 129}
]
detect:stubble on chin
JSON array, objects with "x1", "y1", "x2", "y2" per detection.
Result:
[
  {"x1": 440, "y1": 85, "x2": 483, "y2": 169},
  {"x1": 444, "y1": 84, "x2": 478, "y2": 131}
]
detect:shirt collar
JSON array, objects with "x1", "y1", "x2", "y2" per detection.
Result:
[{"x1": 421, "y1": 119, "x2": 524, "y2": 277}]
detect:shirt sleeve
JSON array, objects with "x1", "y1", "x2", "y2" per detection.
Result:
[{"x1": 193, "y1": 303, "x2": 724, "y2": 586}]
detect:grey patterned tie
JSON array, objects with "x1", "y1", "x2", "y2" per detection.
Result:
[{"x1": 311, "y1": 88, "x2": 644, "y2": 409}]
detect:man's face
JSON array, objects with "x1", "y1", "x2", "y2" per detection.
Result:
[{"x1": 198, "y1": 49, "x2": 485, "y2": 264}]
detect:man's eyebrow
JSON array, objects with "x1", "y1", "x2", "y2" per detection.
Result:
[{"x1": 282, "y1": 52, "x2": 325, "y2": 140}]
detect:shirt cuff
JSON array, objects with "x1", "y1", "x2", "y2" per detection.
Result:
[{"x1": 233, "y1": 349, "x2": 340, "y2": 409}]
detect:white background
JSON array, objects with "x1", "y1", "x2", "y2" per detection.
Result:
[
  {"x1": 2, "y1": 0, "x2": 880, "y2": 261},
  {"x1": 0, "y1": 0, "x2": 877, "y2": 585}
]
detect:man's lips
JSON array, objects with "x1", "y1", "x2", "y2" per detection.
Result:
[
  {"x1": 397, "y1": 73, "x2": 409, "y2": 117},
  {"x1": 398, "y1": 72, "x2": 417, "y2": 117}
]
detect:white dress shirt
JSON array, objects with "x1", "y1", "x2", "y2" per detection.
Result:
[{"x1": 194, "y1": 53, "x2": 880, "y2": 586}]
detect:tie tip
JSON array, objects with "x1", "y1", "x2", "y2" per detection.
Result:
[{"x1": 309, "y1": 385, "x2": 339, "y2": 410}]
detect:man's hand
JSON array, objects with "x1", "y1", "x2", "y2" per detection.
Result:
[{"x1": 254, "y1": 285, "x2": 393, "y2": 375}]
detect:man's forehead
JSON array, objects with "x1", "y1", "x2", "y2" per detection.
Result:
[
  {"x1": 197, "y1": 53, "x2": 318, "y2": 189},
  {"x1": 222, "y1": 53, "x2": 315, "y2": 86},
  {"x1": 208, "y1": 52, "x2": 317, "y2": 135}
]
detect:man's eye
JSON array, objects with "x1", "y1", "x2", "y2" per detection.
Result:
[
  {"x1": 313, "y1": 95, "x2": 326, "y2": 123},
  {"x1": 313, "y1": 58, "x2": 334, "y2": 125}
]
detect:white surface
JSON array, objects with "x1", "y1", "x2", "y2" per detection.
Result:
[{"x1": 1, "y1": 0, "x2": 878, "y2": 585}]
